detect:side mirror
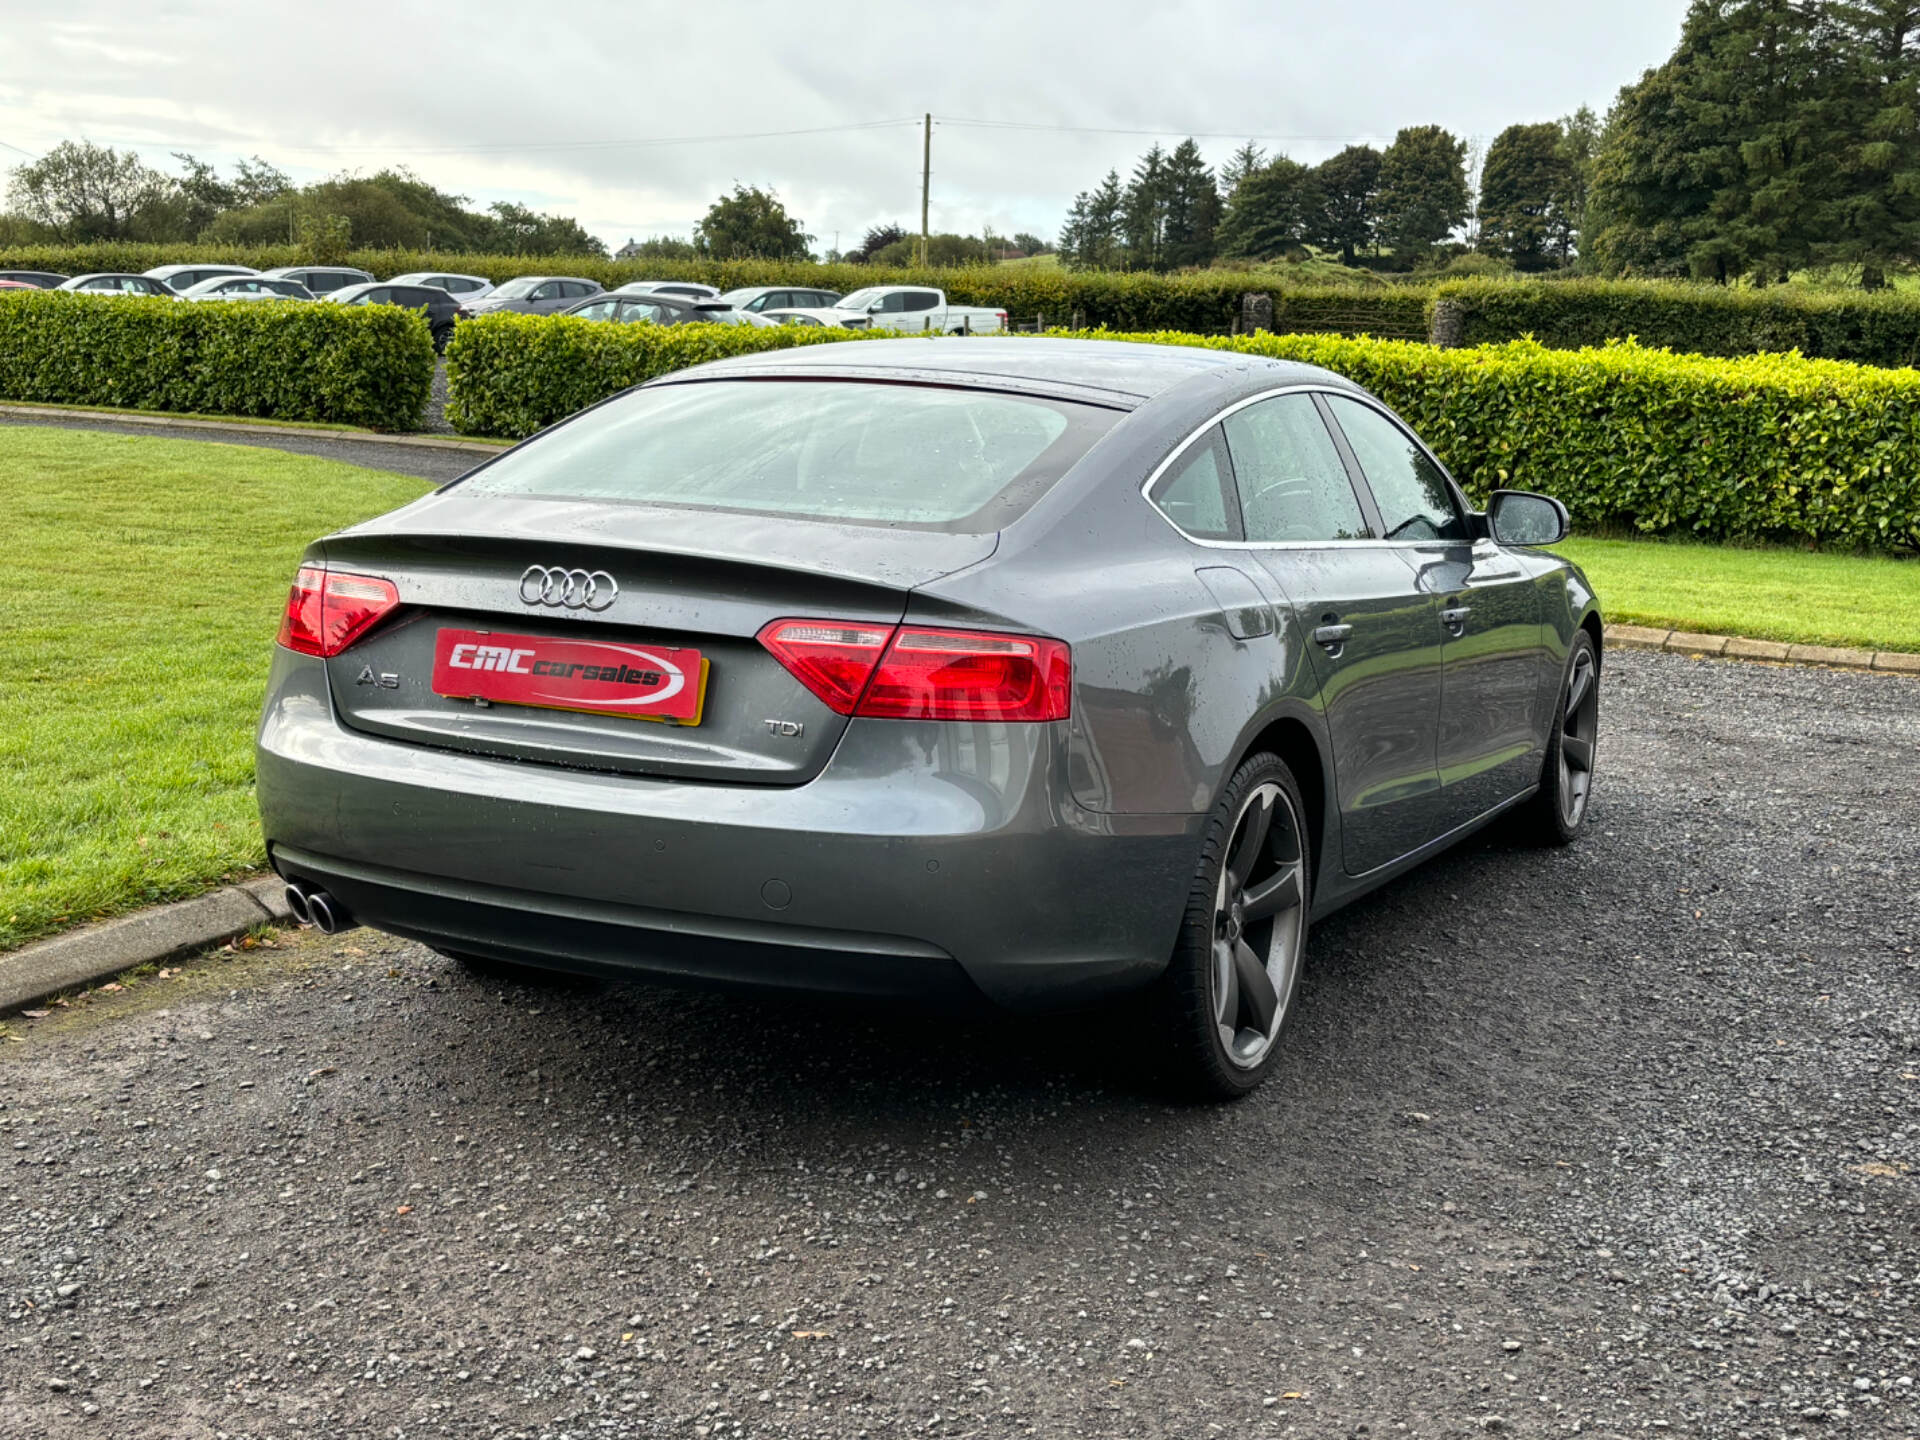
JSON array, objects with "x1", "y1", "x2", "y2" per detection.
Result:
[
  {"x1": 869, "y1": 301, "x2": 886, "y2": 313},
  {"x1": 1487, "y1": 490, "x2": 1569, "y2": 546}
]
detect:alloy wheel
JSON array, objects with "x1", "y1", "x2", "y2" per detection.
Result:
[
  {"x1": 1210, "y1": 781, "x2": 1309, "y2": 1070},
  {"x1": 1558, "y1": 646, "x2": 1599, "y2": 827}
]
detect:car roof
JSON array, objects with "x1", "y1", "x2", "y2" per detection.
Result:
[
  {"x1": 149, "y1": 263, "x2": 255, "y2": 275},
  {"x1": 659, "y1": 336, "x2": 1352, "y2": 407},
  {"x1": 183, "y1": 274, "x2": 272, "y2": 289},
  {"x1": 63, "y1": 272, "x2": 150, "y2": 282},
  {"x1": 262, "y1": 265, "x2": 368, "y2": 276}
]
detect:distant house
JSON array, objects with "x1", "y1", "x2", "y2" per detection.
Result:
[{"x1": 614, "y1": 238, "x2": 644, "y2": 261}]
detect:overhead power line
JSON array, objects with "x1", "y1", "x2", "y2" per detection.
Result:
[
  {"x1": 939, "y1": 117, "x2": 1388, "y2": 142},
  {"x1": 215, "y1": 118, "x2": 924, "y2": 158}
]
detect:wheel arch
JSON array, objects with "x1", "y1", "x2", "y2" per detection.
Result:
[
  {"x1": 1578, "y1": 606, "x2": 1604, "y2": 664},
  {"x1": 1227, "y1": 710, "x2": 1334, "y2": 902}
]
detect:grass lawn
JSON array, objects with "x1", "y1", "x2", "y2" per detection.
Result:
[
  {"x1": 0, "y1": 428, "x2": 431, "y2": 952},
  {"x1": 1556, "y1": 536, "x2": 1920, "y2": 653}
]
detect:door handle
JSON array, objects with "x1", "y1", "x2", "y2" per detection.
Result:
[
  {"x1": 1440, "y1": 605, "x2": 1471, "y2": 634},
  {"x1": 1313, "y1": 623, "x2": 1353, "y2": 649}
]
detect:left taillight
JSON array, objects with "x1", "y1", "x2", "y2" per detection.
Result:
[{"x1": 275, "y1": 565, "x2": 400, "y2": 657}]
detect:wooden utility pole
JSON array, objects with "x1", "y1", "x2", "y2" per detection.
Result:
[{"x1": 920, "y1": 113, "x2": 931, "y2": 268}]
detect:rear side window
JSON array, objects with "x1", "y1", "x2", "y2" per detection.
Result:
[
  {"x1": 1148, "y1": 427, "x2": 1239, "y2": 541},
  {"x1": 461, "y1": 380, "x2": 1120, "y2": 532},
  {"x1": 1323, "y1": 396, "x2": 1466, "y2": 542},
  {"x1": 901, "y1": 291, "x2": 939, "y2": 312},
  {"x1": 1222, "y1": 394, "x2": 1371, "y2": 542}
]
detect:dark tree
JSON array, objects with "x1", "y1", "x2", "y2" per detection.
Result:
[
  {"x1": 1311, "y1": 144, "x2": 1383, "y2": 264},
  {"x1": 5, "y1": 140, "x2": 177, "y2": 242},
  {"x1": 695, "y1": 185, "x2": 811, "y2": 260},
  {"x1": 1376, "y1": 125, "x2": 1471, "y2": 261},
  {"x1": 1553, "y1": 107, "x2": 1602, "y2": 264},
  {"x1": 1060, "y1": 170, "x2": 1126, "y2": 269},
  {"x1": 1822, "y1": 0, "x2": 1920, "y2": 285},
  {"x1": 1160, "y1": 139, "x2": 1222, "y2": 269},
  {"x1": 1478, "y1": 122, "x2": 1574, "y2": 269},
  {"x1": 1216, "y1": 156, "x2": 1323, "y2": 260},
  {"x1": 1121, "y1": 143, "x2": 1171, "y2": 269},
  {"x1": 1588, "y1": 1, "x2": 1831, "y2": 282},
  {"x1": 848, "y1": 223, "x2": 908, "y2": 263},
  {"x1": 1219, "y1": 141, "x2": 1267, "y2": 195}
]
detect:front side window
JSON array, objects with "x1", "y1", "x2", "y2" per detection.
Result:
[
  {"x1": 618, "y1": 301, "x2": 667, "y2": 323},
  {"x1": 572, "y1": 300, "x2": 617, "y2": 321},
  {"x1": 462, "y1": 380, "x2": 1119, "y2": 532},
  {"x1": 1222, "y1": 394, "x2": 1371, "y2": 542},
  {"x1": 529, "y1": 282, "x2": 559, "y2": 301},
  {"x1": 1148, "y1": 427, "x2": 1239, "y2": 541},
  {"x1": 1323, "y1": 396, "x2": 1465, "y2": 542}
]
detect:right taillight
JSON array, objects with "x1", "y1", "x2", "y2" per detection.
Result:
[
  {"x1": 276, "y1": 565, "x2": 400, "y2": 657},
  {"x1": 758, "y1": 619, "x2": 1070, "y2": 722}
]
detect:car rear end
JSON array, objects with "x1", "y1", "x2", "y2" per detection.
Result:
[{"x1": 256, "y1": 371, "x2": 1189, "y2": 1008}]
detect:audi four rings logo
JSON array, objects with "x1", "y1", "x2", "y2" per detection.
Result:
[{"x1": 519, "y1": 566, "x2": 617, "y2": 611}]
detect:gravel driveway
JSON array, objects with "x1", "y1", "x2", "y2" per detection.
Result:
[{"x1": 3, "y1": 650, "x2": 1916, "y2": 1439}]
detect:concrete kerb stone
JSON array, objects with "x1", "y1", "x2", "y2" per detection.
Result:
[
  {"x1": 0, "y1": 878, "x2": 293, "y2": 1014},
  {"x1": 1607, "y1": 626, "x2": 1907, "y2": 676}
]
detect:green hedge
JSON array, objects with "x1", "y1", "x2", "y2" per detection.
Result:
[
  {"x1": 1434, "y1": 278, "x2": 1920, "y2": 369},
  {"x1": 0, "y1": 242, "x2": 1428, "y2": 335},
  {"x1": 1060, "y1": 329, "x2": 1920, "y2": 551},
  {"x1": 444, "y1": 312, "x2": 891, "y2": 438},
  {"x1": 0, "y1": 290, "x2": 434, "y2": 430}
]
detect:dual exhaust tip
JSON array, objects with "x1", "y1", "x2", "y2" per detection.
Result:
[{"x1": 283, "y1": 882, "x2": 350, "y2": 935}]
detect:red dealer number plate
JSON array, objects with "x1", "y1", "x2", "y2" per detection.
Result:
[{"x1": 431, "y1": 628, "x2": 709, "y2": 725}]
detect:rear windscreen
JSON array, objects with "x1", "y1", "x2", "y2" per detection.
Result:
[{"x1": 458, "y1": 379, "x2": 1121, "y2": 531}]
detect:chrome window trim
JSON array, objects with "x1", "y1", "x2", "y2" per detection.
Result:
[{"x1": 1139, "y1": 384, "x2": 1400, "y2": 552}]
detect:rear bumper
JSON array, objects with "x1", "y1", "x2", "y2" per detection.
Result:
[{"x1": 256, "y1": 651, "x2": 1199, "y2": 1009}]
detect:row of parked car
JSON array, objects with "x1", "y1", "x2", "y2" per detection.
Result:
[{"x1": 0, "y1": 264, "x2": 1012, "y2": 346}]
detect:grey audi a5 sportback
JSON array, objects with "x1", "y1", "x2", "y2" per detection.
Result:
[{"x1": 257, "y1": 338, "x2": 1602, "y2": 1097}]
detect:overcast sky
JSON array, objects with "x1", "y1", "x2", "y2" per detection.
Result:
[{"x1": 1, "y1": 1, "x2": 1693, "y2": 252}]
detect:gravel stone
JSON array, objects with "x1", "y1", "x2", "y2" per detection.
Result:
[{"x1": 0, "y1": 650, "x2": 1915, "y2": 1438}]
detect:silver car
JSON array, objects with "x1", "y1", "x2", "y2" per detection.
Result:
[
  {"x1": 146, "y1": 263, "x2": 260, "y2": 294},
  {"x1": 613, "y1": 280, "x2": 720, "y2": 300},
  {"x1": 714, "y1": 285, "x2": 843, "y2": 313},
  {"x1": 56, "y1": 273, "x2": 178, "y2": 299},
  {"x1": 256, "y1": 339, "x2": 1602, "y2": 1098},
  {"x1": 388, "y1": 271, "x2": 496, "y2": 306},
  {"x1": 260, "y1": 265, "x2": 374, "y2": 296},
  {"x1": 178, "y1": 275, "x2": 315, "y2": 302}
]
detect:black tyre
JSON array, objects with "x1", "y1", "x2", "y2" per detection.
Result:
[
  {"x1": 1160, "y1": 751, "x2": 1313, "y2": 1100},
  {"x1": 1524, "y1": 629, "x2": 1600, "y2": 845},
  {"x1": 431, "y1": 323, "x2": 454, "y2": 355}
]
